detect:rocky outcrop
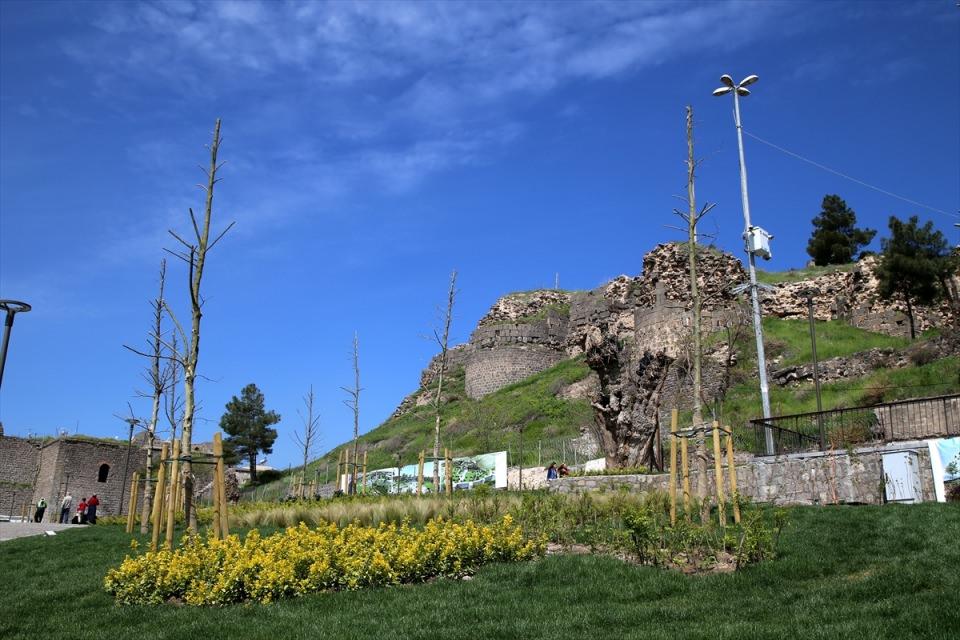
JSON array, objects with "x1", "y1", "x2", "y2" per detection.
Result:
[
  {"x1": 477, "y1": 290, "x2": 571, "y2": 327},
  {"x1": 399, "y1": 242, "x2": 957, "y2": 463},
  {"x1": 763, "y1": 256, "x2": 957, "y2": 336}
]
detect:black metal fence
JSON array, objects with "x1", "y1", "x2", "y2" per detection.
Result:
[{"x1": 749, "y1": 393, "x2": 960, "y2": 456}]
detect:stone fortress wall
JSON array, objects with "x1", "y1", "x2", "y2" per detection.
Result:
[
  {"x1": 409, "y1": 242, "x2": 954, "y2": 413},
  {"x1": 0, "y1": 434, "x2": 146, "y2": 521}
]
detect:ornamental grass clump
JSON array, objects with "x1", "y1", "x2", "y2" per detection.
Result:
[{"x1": 104, "y1": 515, "x2": 544, "y2": 606}]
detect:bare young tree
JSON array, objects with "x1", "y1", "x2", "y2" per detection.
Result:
[
  {"x1": 672, "y1": 106, "x2": 715, "y2": 522},
  {"x1": 293, "y1": 384, "x2": 321, "y2": 498},
  {"x1": 163, "y1": 119, "x2": 235, "y2": 532},
  {"x1": 163, "y1": 331, "x2": 183, "y2": 442},
  {"x1": 135, "y1": 260, "x2": 169, "y2": 533},
  {"x1": 341, "y1": 333, "x2": 361, "y2": 495},
  {"x1": 431, "y1": 270, "x2": 457, "y2": 492}
]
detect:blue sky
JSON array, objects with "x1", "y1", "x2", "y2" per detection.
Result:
[{"x1": 1, "y1": 1, "x2": 957, "y2": 468}]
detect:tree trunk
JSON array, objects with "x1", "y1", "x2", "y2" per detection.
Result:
[
  {"x1": 684, "y1": 106, "x2": 710, "y2": 524},
  {"x1": 180, "y1": 119, "x2": 224, "y2": 534},
  {"x1": 905, "y1": 295, "x2": 916, "y2": 340},
  {"x1": 249, "y1": 452, "x2": 257, "y2": 482},
  {"x1": 432, "y1": 270, "x2": 457, "y2": 492},
  {"x1": 140, "y1": 259, "x2": 166, "y2": 534}
]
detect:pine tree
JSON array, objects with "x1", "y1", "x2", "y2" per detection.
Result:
[
  {"x1": 220, "y1": 383, "x2": 280, "y2": 482},
  {"x1": 806, "y1": 195, "x2": 876, "y2": 266},
  {"x1": 876, "y1": 215, "x2": 951, "y2": 339}
]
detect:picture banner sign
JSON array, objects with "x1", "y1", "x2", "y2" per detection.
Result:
[{"x1": 344, "y1": 451, "x2": 507, "y2": 495}]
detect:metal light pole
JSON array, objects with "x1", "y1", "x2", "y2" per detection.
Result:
[
  {"x1": 802, "y1": 289, "x2": 825, "y2": 449},
  {"x1": 0, "y1": 300, "x2": 32, "y2": 390},
  {"x1": 118, "y1": 417, "x2": 139, "y2": 515},
  {"x1": 713, "y1": 74, "x2": 775, "y2": 454}
]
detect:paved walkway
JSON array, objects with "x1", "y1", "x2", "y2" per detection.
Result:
[{"x1": 0, "y1": 521, "x2": 86, "y2": 542}]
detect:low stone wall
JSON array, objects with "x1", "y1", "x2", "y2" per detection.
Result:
[{"x1": 548, "y1": 441, "x2": 937, "y2": 506}]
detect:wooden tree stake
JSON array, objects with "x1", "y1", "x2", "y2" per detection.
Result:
[
  {"x1": 726, "y1": 432, "x2": 741, "y2": 524},
  {"x1": 151, "y1": 443, "x2": 168, "y2": 551},
  {"x1": 215, "y1": 432, "x2": 229, "y2": 537},
  {"x1": 126, "y1": 472, "x2": 140, "y2": 533},
  {"x1": 165, "y1": 440, "x2": 182, "y2": 549},
  {"x1": 361, "y1": 451, "x2": 368, "y2": 495},
  {"x1": 680, "y1": 433, "x2": 691, "y2": 518},
  {"x1": 417, "y1": 450, "x2": 425, "y2": 496},
  {"x1": 712, "y1": 422, "x2": 726, "y2": 527},
  {"x1": 669, "y1": 409, "x2": 678, "y2": 525}
]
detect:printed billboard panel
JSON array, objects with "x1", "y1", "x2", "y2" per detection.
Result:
[
  {"x1": 352, "y1": 451, "x2": 507, "y2": 495},
  {"x1": 928, "y1": 437, "x2": 960, "y2": 502}
]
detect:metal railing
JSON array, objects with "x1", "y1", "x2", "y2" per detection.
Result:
[{"x1": 749, "y1": 393, "x2": 960, "y2": 456}]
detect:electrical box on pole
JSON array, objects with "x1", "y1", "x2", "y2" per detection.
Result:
[{"x1": 745, "y1": 226, "x2": 773, "y2": 260}]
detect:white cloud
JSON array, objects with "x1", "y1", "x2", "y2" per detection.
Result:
[{"x1": 44, "y1": 0, "x2": 794, "y2": 280}]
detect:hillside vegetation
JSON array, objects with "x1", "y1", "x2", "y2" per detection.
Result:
[
  {"x1": 712, "y1": 319, "x2": 957, "y2": 442},
  {"x1": 260, "y1": 358, "x2": 593, "y2": 491}
]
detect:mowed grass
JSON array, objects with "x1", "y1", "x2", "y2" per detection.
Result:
[{"x1": 2, "y1": 504, "x2": 959, "y2": 639}]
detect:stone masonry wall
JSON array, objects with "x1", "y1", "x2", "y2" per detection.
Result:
[
  {"x1": 549, "y1": 441, "x2": 937, "y2": 506},
  {"x1": 46, "y1": 439, "x2": 146, "y2": 518},
  {"x1": 0, "y1": 435, "x2": 40, "y2": 517},
  {"x1": 465, "y1": 345, "x2": 567, "y2": 399},
  {"x1": 463, "y1": 307, "x2": 570, "y2": 399}
]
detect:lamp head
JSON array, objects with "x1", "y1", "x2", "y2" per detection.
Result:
[
  {"x1": 740, "y1": 74, "x2": 759, "y2": 87},
  {"x1": 712, "y1": 86, "x2": 733, "y2": 96},
  {"x1": 720, "y1": 74, "x2": 735, "y2": 87},
  {"x1": 736, "y1": 87, "x2": 751, "y2": 96}
]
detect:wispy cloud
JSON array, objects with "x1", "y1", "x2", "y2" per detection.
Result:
[{"x1": 13, "y1": 0, "x2": 794, "y2": 307}]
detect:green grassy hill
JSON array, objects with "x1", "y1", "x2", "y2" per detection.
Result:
[{"x1": 249, "y1": 358, "x2": 595, "y2": 496}]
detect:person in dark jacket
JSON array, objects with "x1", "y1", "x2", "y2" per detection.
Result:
[{"x1": 546, "y1": 463, "x2": 558, "y2": 480}]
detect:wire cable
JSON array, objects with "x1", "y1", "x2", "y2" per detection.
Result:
[{"x1": 743, "y1": 130, "x2": 957, "y2": 219}]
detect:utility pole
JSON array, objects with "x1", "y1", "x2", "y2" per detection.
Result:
[{"x1": 713, "y1": 74, "x2": 775, "y2": 454}]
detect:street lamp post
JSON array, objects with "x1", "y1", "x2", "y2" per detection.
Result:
[
  {"x1": 0, "y1": 300, "x2": 32, "y2": 390},
  {"x1": 118, "y1": 417, "x2": 139, "y2": 516},
  {"x1": 801, "y1": 289, "x2": 826, "y2": 449},
  {"x1": 713, "y1": 74, "x2": 776, "y2": 455}
]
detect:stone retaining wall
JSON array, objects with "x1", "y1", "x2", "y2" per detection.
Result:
[{"x1": 548, "y1": 441, "x2": 937, "y2": 506}]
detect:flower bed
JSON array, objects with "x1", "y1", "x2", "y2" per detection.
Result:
[{"x1": 104, "y1": 516, "x2": 543, "y2": 605}]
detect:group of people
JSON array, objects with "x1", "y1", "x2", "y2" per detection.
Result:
[
  {"x1": 36, "y1": 494, "x2": 100, "y2": 524},
  {"x1": 545, "y1": 462, "x2": 570, "y2": 480}
]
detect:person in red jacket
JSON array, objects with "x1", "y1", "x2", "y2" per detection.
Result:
[
  {"x1": 86, "y1": 494, "x2": 100, "y2": 524},
  {"x1": 77, "y1": 497, "x2": 88, "y2": 524}
]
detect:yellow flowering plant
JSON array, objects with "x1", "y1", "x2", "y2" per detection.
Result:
[{"x1": 104, "y1": 515, "x2": 544, "y2": 606}]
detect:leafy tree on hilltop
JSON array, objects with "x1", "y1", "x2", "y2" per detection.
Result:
[
  {"x1": 876, "y1": 215, "x2": 951, "y2": 340},
  {"x1": 806, "y1": 195, "x2": 876, "y2": 266},
  {"x1": 220, "y1": 383, "x2": 280, "y2": 482}
]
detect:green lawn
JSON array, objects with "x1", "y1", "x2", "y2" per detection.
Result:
[{"x1": 2, "y1": 504, "x2": 958, "y2": 639}]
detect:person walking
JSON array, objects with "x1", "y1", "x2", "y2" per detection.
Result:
[
  {"x1": 59, "y1": 494, "x2": 73, "y2": 523},
  {"x1": 86, "y1": 494, "x2": 100, "y2": 524},
  {"x1": 34, "y1": 497, "x2": 47, "y2": 522},
  {"x1": 77, "y1": 497, "x2": 88, "y2": 524}
]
